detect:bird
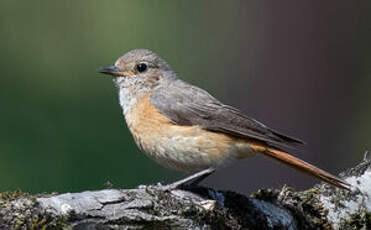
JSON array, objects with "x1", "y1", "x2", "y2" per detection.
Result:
[{"x1": 98, "y1": 49, "x2": 350, "y2": 190}]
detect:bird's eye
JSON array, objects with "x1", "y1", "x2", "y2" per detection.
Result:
[{"x1": 136, "y1": 63, "x2": 148, "y2": 73}]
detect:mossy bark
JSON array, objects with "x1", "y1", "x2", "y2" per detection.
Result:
[{"x1": 0, "y1": 155, "x2": 370, "y2": 230}]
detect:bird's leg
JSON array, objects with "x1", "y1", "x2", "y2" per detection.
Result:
[{"x1": 161, "y1": 168, "x2": 216, "y2": 190}]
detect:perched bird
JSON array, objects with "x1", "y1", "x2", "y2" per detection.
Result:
[{"x1": 98, "y1": 49, "x2": 350, "y2": 190}]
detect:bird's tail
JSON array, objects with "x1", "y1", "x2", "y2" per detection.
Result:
[{"x1": 249, "y1": 143, "x2": 351, "y2": 190}]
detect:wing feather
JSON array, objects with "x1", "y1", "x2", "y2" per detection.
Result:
[{"x1": 151, "y1": 79, "x2": 304, "y2": 149}]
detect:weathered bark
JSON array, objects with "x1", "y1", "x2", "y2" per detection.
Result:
[{"x1": 0, "y1": 154, "x2": 370, "y2": 230}]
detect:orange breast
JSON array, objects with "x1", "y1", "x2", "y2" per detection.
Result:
[{"x1": 124, "y1": 94, "x2": 255, "y2": 172}]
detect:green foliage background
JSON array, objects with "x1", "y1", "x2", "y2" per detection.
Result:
[{"x1": 0, "y1": 1, "x2": 370, "y2": 194}]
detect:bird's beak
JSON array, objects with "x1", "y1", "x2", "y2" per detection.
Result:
[{"x1": 98, "y1": 65, "x2": 129, "y2": 77}]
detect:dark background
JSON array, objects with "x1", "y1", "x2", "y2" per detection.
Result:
[{"x1": 0, "y1": 1, "x2": 370, "y2": 195}]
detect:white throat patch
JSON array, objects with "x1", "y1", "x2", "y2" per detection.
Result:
[{"x1": 114, "y1": 77, "x2": 149, "y2": 117}]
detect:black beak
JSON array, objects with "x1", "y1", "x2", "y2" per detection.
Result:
[{"x1": 97, "y1": 65, "x2": 123, "y2": 76}]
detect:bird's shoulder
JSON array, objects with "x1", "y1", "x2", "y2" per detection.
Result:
[{"x1": 151, "y1": 79, "x2": 221, "y2": 125}]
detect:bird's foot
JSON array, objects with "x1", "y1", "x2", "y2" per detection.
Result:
[{"x1": 153, "y1": 168, "x2": 216, "y2": 192}]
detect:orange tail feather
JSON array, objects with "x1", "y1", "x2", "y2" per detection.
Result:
[{"x1": 250, "y1": 143, "x2": 351, "y2": 190}]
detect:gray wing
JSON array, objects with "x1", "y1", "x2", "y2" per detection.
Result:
[{"x1": 151, "y1": 79, "x2": 304, "y2": 149}]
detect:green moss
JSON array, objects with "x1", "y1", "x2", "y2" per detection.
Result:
[
  {"x1": 339, "y1": 210, "x2": 371, "y2": 230},
  {"x1": 0, "y1": 189, "x2": 32, "y2": 201},
  {"x1": 250, "y1": 185, "x2": 334, "y2": 229},
  {"x1": 0, "y1": 189, "x2": 70, "y2": 230},
  {"x1": 30, "y1": 215, "x2": 70, "y2": 230}
]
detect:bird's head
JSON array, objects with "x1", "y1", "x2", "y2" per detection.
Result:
[
  {"x1": 98, "y1": 49, "x2": 176, "y2": 114},
  {"x1": 99, "y1": 49, "x2": 174, "y2": 92}
]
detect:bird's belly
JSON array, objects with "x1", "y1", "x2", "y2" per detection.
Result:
[{"x1": 132, "y1": 125, "x2": 247, "y2": 172}]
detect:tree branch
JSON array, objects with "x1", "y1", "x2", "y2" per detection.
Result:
[{"x1": 1, "y1": 154, "x2": 370, "y2": 229}]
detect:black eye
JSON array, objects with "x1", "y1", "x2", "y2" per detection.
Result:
[{"x1": 136, "y1": 63, "x2": 148, "y2": 73}]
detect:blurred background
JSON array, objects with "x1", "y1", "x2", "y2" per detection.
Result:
[{"x1": 0, "y1": 1, "x2": 370, "y2": 195}]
